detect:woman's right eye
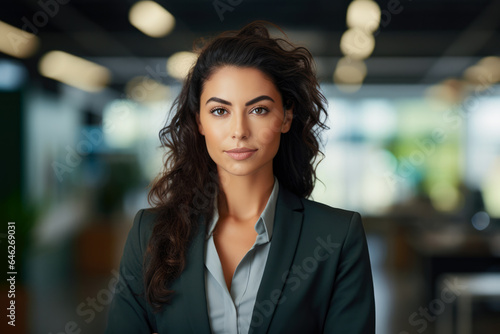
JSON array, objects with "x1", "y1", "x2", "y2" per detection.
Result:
[{"x1": 210, "y1": 108, "x2": 227, "y2": 116}]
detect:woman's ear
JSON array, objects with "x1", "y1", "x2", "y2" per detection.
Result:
[
  {"x1": 196, "y1": 113, "x2": 205, "y2": 136},
  {"x1": 281, "y1": 105, "x2": 293, "y2": 134}
]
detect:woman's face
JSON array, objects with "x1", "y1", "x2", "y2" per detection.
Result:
[{"x1": 197, "y1": 66, "x2": 293, "y2": 178}]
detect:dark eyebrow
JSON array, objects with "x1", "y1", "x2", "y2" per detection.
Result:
[
  {"x1": 205, "y1": 95, "x2": 275, "y2": 106},
  {"x1": 205, "y1": 97, "x2": 231, "y2": 106},
  {"x1": 245, "y1": 95, "x2": 275, "y2": 106}
]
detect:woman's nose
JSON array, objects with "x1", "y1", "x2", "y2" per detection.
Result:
[{"x1": 231, "y1": 113, "x2": 249, "y2": 139}]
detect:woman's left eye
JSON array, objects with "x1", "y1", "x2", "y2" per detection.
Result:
[
  {"x1": 211, "y1": 108, "x2": 227, "y2": 116},
  {"x1": 251, "y1": 107, "x2": 269, "y2": 115}
]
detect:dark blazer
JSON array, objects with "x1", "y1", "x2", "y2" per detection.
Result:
[{"x1": 106, "y1": 185, "x2": 375, "y2": 334}]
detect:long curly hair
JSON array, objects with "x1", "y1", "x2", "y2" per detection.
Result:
[{"x1": 145, "y1": 20, "x2": 329, "y2": 311}]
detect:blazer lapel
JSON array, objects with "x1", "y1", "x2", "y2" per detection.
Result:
[
  {"x1": 180, "y1": 216, "x2": 212, "y2": 334},
  {"x1": 249, "y1": 186, "x2": 304, "y2": 334},
  {"x1": 179, "y1": 186, "x2": 304, "y2": 334}
]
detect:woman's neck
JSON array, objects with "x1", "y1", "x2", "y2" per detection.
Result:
[{"x1": 217, "y1": 166, "x2": 275, "y2": 223}]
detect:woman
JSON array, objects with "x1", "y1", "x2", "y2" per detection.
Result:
[{"x1": 106, "y1": 21, "x2": 375, "y2": 334}]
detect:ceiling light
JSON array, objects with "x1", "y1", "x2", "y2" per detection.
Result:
[
  {"x1": 346, "y1": 0, "x2": 381, "y2": 33},
  {"x1": 333, "y1": 57, "x2": 367, "y2": 93},
  {"x1": 478, "y1": 56, "x2": 500, "y2": 83},
  {"x1": 464, "y1": 65, "x2": 493, "y2": 88},
  {"x1": 125, "y1": 76, "x2": 170, "y2": 102},
  {"x1": 0, "y1": 20, "x2": 39, "y2": 58},
  {"x1": 340, "y1": 27, "x2": 375, "y2": 60},
  {"x1": 39, "y1": 51, "x2": 110, "y2": 92},
  {"x1": 129, "y1": 1, "x2": 175, "y2": 38},
  {"x1": 334, "y1": 57, "x2": 367, "y2": 84},
  {"x1": 166, "y1": 51, "x2": 198, "y2": 80}
]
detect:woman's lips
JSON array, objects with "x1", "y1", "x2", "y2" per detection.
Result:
[{"x1": 224, "y1": 149, "x2": 257, "y2": 160}]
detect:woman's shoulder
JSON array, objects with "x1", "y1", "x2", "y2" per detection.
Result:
[
  {"x1": 133, "y1": 208, "x2": 158, "y2": 223},
  {"x1": 127, "y1": 208, "x2": 159, "y2": 247},
  {"x1": 131, "y1": 208, "x2": 158, "y2": 229},
  {"x1": 280, "y1": 185, "x2": 358, "y2": 221},
  {"x1": 296, "y1": 196, "x2": 364, "y2": 236},
  {"x1": 299, "y1": 196, "x2": 359, "y2": 221}
]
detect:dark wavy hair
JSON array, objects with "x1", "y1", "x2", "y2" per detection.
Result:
[{"x1": 145, "y1": 20, "x2": 329, "y2": 311}]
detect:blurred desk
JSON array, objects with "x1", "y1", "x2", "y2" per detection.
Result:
[
  {"x1": 407, "y1": 224, "x2": 500, "y2": 333},
  {"x1": 408, "y1": 226, "x2": 500, "y2": 296},
  {"x1": 437, "y1": 273, "x2": 500, "y2": 334}
]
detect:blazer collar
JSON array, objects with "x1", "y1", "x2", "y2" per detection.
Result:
[
  {"x1": 248, "y1": 185, "x2": 304, "y2": 334},
  {"x1": 180, "y1": 185, "x2": 304, "y2": 334}
]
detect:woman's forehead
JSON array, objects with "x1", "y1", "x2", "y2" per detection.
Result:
[{"x1": 201, "y1": 66, "x2": 281, "y2": 103}]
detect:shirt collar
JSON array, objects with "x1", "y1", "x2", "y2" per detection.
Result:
[{"x1": 206, "y1": 175, "x2": 279, "y2": 244}]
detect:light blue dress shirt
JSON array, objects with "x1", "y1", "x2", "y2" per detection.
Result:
[{"x1": 204, "y1": 176, "x2": 279, "y2": 334}]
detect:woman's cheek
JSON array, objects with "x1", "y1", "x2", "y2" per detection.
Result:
[
  {"x1": 257, "y1": 114, "x2": 283, "y2": 144},
  {"x1": 207, "y1": 126, "x2": 224, "y2": 144},
  {"x1": 258, "y1": 127, "x2": 275, "y2": 144}
]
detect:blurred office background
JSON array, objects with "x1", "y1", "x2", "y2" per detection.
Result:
[{"x1": 1, "y1": 0, "x2": 500, "y2": 333}]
